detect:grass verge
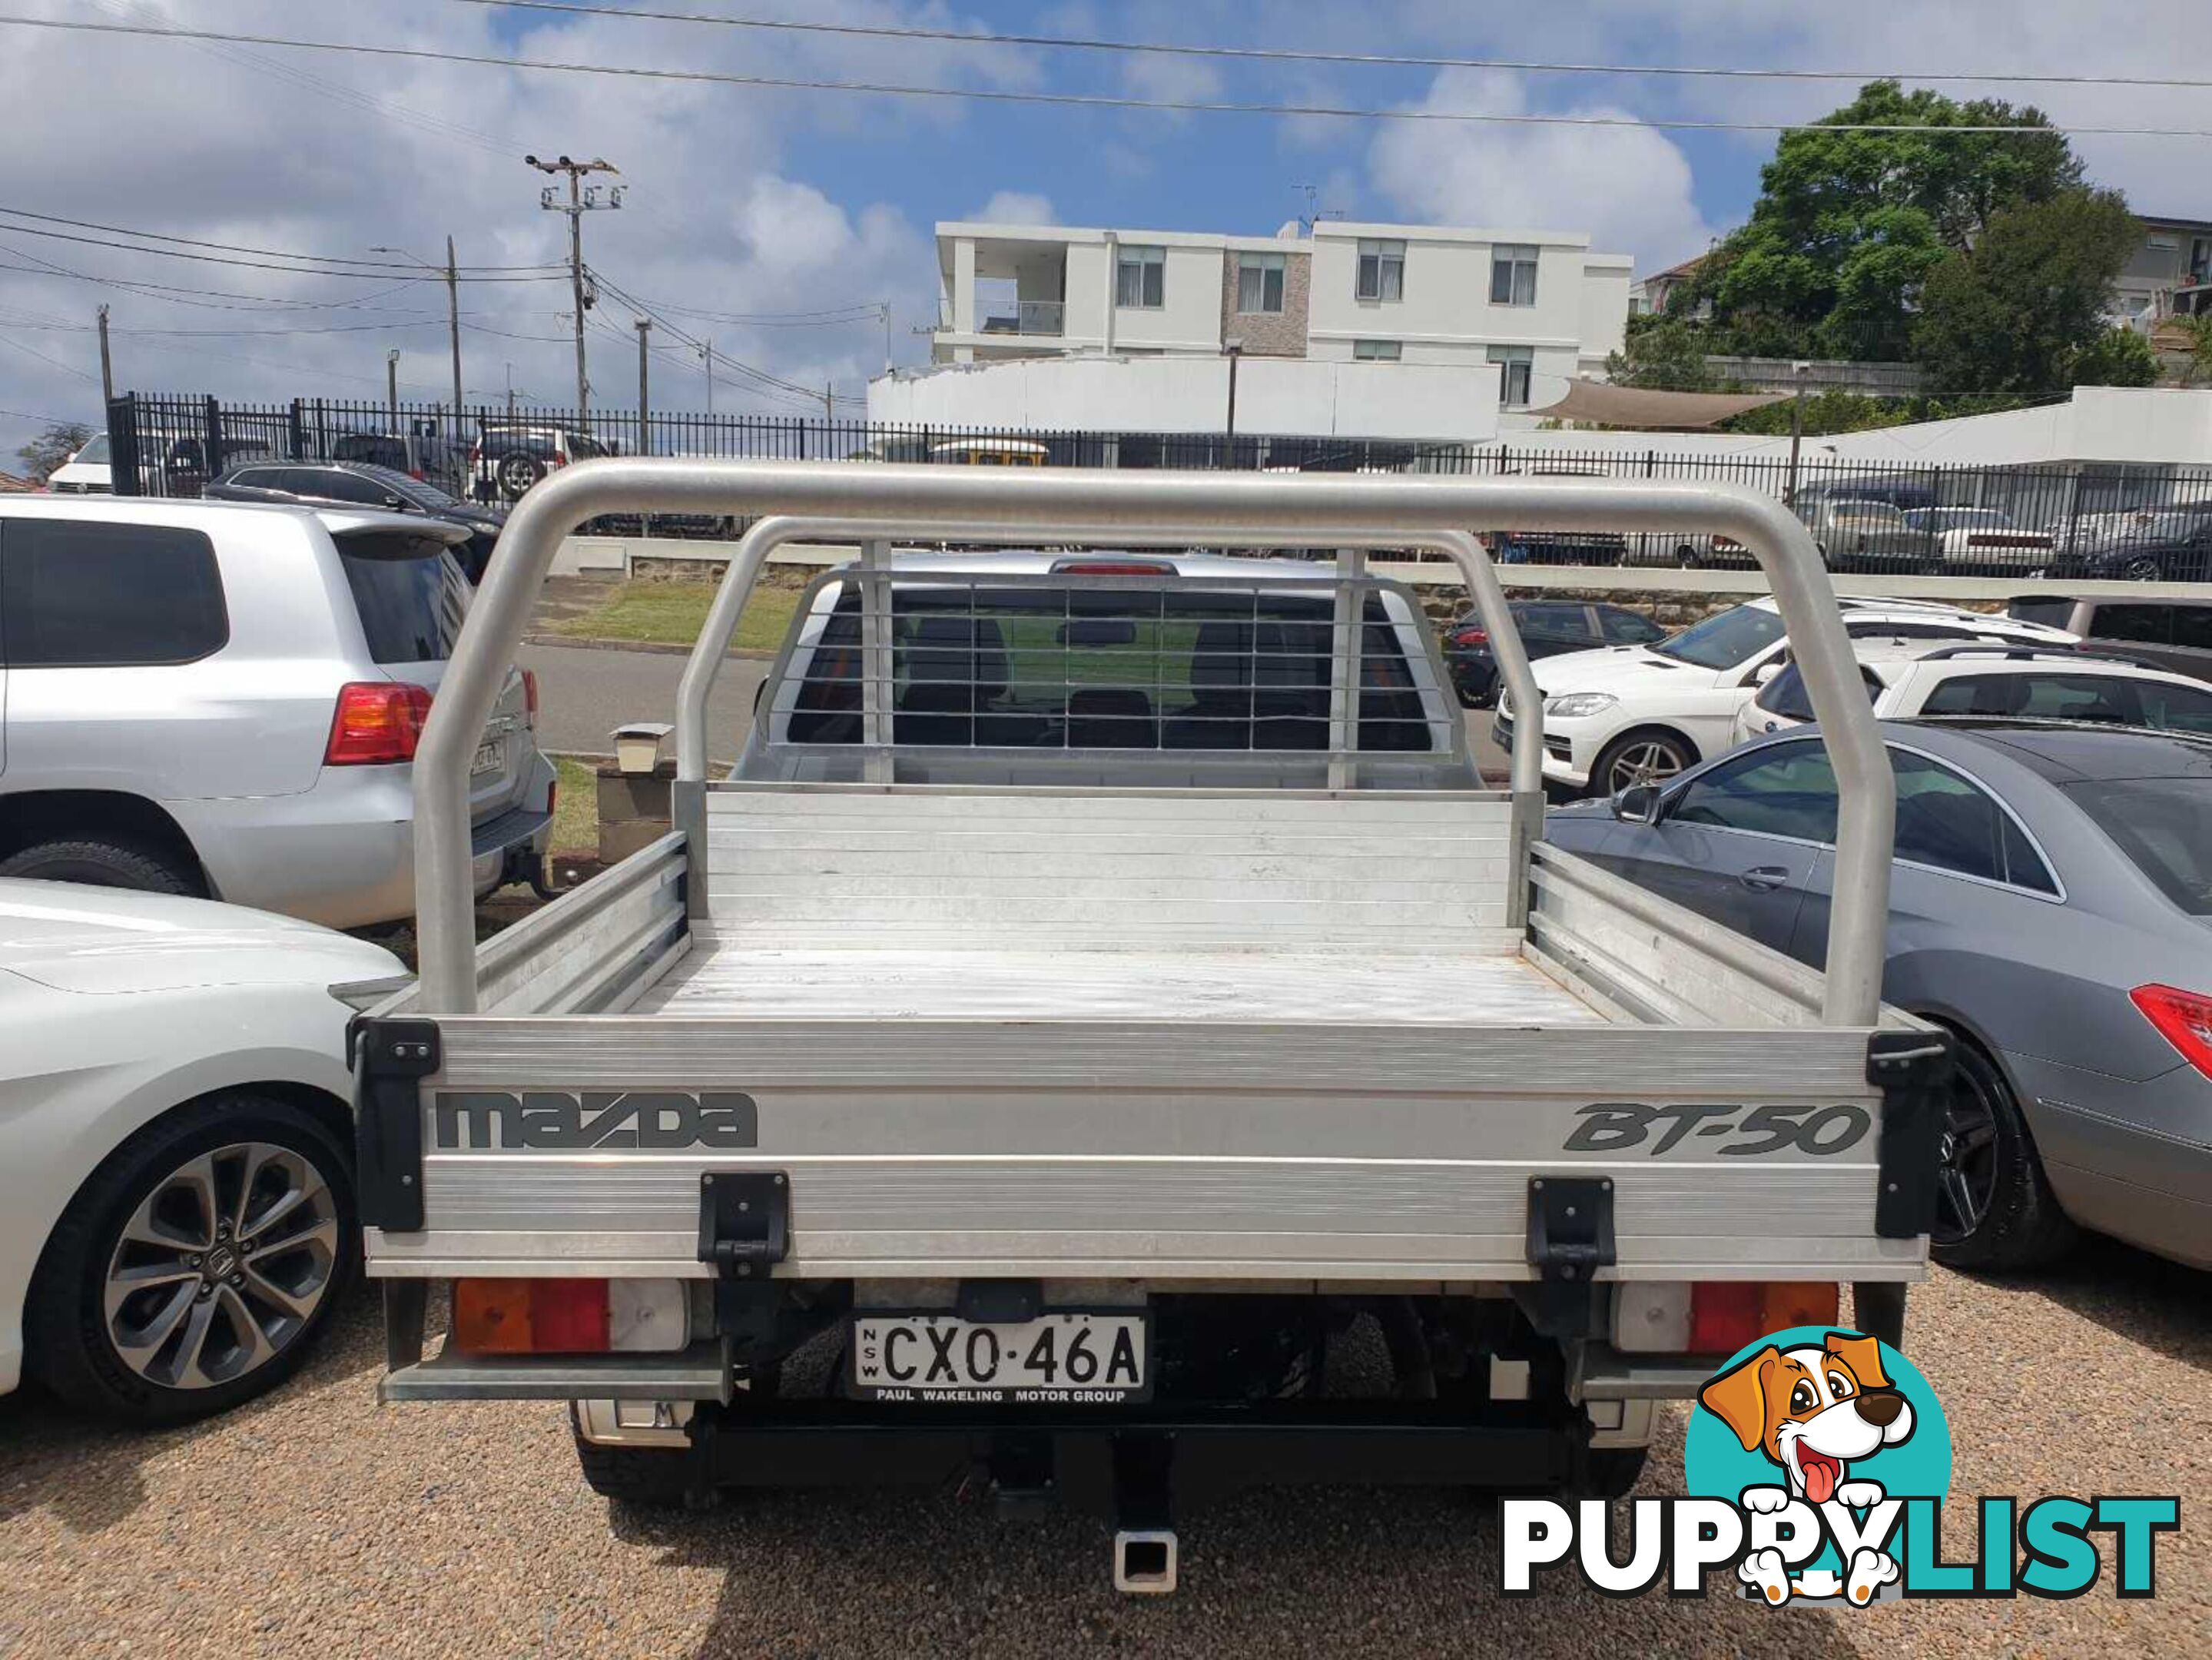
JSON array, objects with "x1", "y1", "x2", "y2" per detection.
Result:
[
  {"x1": 551, "y1": 756, "x2": 600, "y2": 855},
  {"x1": 546, "y1": 579, "x2": 799, "y2": 652}
]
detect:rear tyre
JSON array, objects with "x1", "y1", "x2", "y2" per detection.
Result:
[
  {"x1": 26, "y1": 1095, "x2": 356, "y2": 1425},
  {"x1": 1590, "y1": 731, "x2": 1695, "y2": 797},
  {"x1": 1674, "y1": 543, "x2": 1703, "y2": 569},
  {"x1": 2119, "y1": 553, "x2": 2163, "y2": 583},
  {"x1": 0, "y1": 835, "x2": 202, "y2": 898},
  {"x1": 572, "y1": 1411, "x2": 700, "y2": 1509},
  {"x1": 1928, "y1": 1033, "x2": 2075, "y2": 1273}
]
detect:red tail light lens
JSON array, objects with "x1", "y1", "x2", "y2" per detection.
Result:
[
  {"x1": 1689, "y1": 1282, "x2": 1839, "y2": 1354},
  {"x1": 1451, "y1": 626, "x2": 1489, "y2": 647},
  {"x1": 2131, "y1": 984, "x2": 2212, "y2": 1079},
  {"x1": 521, "y1": 668, "x2": 539, "y2": 718},
  {"x1": 452, "y1": 1278, "x2": 610, "y2": 1354},
  {"x1": 324, "y1": 682, "x2": 432, "y2": 765}
]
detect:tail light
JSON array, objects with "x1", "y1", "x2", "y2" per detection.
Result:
[
  {"x1": 1615, "y1": 1281, "x2": 1839, "y2": 1353},
  {"x1": 450, "y1": 1278, "x2": 688, "y2": 1354},
  {"x1": 324, "y1": 682, "x2": 432, "y2": 765},
  {"x1": 1451, "y1": 626, "x2": 1490, "y2": 648},
  {"x1": 521, "y1": 667, "x2": 539, "y2": 719},
  {"x1": 2131, "y1": 984, "x2": 2212, "y2": 1079},
  {"x1": 546, "y1": 453, "x2": 569, "y2": 470},
  {"x1": 468, "y1": 443, "x2": 482, "y2": 466}
]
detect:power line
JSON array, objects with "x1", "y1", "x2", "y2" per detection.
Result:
[
  {"x1": 0, "y1": 215, "x2": 572, "y2": 282},
  {"x1": 0, "y1": 245, "x2": 436, "y2": 314},
  {"x1": 10, "y1": 15, "x2": 2212, "y2": 138},
  {"x1": 456, "y1": 0, "x2": 2212, "y2": 94},
  {"x1": 0, "y1": 207, "x2": 562, "y2": 274},
  {"x1": 0, "y1": 330, "x2": 98, "y2": 381}
]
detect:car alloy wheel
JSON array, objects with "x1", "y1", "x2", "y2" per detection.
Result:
[
  {"x1": 1930, "y1": 1073, "x2": 2000, "y2": 1248},
  {"x1": 102, "y1": 1141, "x2": 340, "y2": 1391},
  {"x1": 2120, "y1": 554, "x2": 2163, "y2": 583},
  {"x1": 1603, "y1": 739, "x2": 1690, "y2": 793}
]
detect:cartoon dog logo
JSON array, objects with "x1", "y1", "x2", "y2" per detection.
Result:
[{"x1": 1698, "y1": 1330, "x2": 1915, "y2": 1605}]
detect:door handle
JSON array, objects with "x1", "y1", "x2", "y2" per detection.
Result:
[{"x1": 1739, "y1": 865, "x2": 1792, "y2": 891}]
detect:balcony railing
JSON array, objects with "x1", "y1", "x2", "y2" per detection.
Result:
[{"x1": 976, "y1": 300, "x2": 1066, "y2": 337}]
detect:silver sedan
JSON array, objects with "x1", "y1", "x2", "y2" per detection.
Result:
[{"x1": 1543, "y1": 719, "x2": 2212, "y2": 1272}]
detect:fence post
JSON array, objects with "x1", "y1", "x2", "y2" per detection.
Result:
[
  {"x1": 106, "y1": 393, "x2": 140, "y2": 498},
  {"x1": 287, "y1": 400, "x2": 305, "y2": 462}
]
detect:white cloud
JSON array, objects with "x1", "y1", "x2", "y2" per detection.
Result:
[
  {"x1": 967, "y1": 191, "x2": 1058, "y2": 225},
  {"x1": 1366, "y1": 70, "x2": 1717, "y2": 269}
]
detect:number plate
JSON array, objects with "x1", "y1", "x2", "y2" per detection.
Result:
[
  {"x1": 469, "y1": 736, "x2": 505, "y2": 777},
  {"x1": 848, "y1": 1311, "x2": 1149, "y2": 1403}
]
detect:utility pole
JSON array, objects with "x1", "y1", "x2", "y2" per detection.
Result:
[
  {"x1": 373, "y1": 242, "x2": 465, "y2": 427},
  {"x1": 880, "y1": 304, "x2": 892, "y2": 376},
  {"x1": 700, "y1": 337, "x2": 713, "y2": 416},
  {"x1": 505, "y1": 362, "x2": 518, "y2": 424},
  {"x1": 824, "y1": 382, "x2": 835, "y2": 424},
  {"x1": 96, "y1": 304, "x2": 113, "y2": 403},
  {"x1": 446, "y1": 235, "x2": 463, "y2": 425},
  {"x1": 635, "y1": 317, "x2": 651, "y2": 455},
  {"x1": 526, "y1": 154, "x2": 622, "y2": 414},
  {"x1": 386, "y1": 348, "x2": 400, "y2": 430}
]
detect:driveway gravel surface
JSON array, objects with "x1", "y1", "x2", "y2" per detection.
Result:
[{"x1": 2, "y1": 1245, "x2": 2203, "y2": 1658}]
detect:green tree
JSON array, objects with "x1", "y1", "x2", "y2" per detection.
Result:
[
  {"x1": 1912, "y1": 190, "x2": 2143, "y2": 396},
  {"x1": 14, "y1": 420, "x2": 91, "y2": 483},
  {"x1": 2068, "y1": 325, "x2": 2160, "y2": 389},
  {"x1": 1604, "y1": 315, "x2": 1713, "y2": 390},
  {"x1": 1691, "y1": 81, "x2": 2081, "y2": 362}
]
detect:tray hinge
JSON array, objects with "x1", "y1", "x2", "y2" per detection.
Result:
[
  {"x1": 353, "y1": 1018, "x2": 440, "y2": 1232},
  {"x1": 1521, "y1": 1175, "x2": 1616, "y2": 1339},
  {"x1": 1869, "y1": 1029, "x2": 1955, "y2": 1240},
  {"x1": 698, "y1": 1171, "x2": 791, "y2": 1357}
]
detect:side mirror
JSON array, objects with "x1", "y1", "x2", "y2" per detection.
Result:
[
  {"x1": 382, "y1": 493, "x2": 409, "y2": 510},
  {"x1": 1750, "y1": 660, "x2": 1783, "y2": 687},
  {"x1": 1611, "y1": 783, "x2": 1663, "y2": 825}
]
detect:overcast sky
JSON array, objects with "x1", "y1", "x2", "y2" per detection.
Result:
[{"x1": 3, "y1": 0, "x2": 2210, "y2": 461}]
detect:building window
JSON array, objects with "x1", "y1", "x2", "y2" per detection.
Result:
[
  {"x1": 1490, "y1": 244, "x2": 1539, "y2": 307},
  {"x1": 1116, "y1": 244, "x2": 1166, "y2": 309},
  {"x1": 1236, "y1": 252, "x2": 1286, "y2": 314},
  {"x1": 2191, "y1": 238, "x2": 2211, "y2": 287},
  {"x1": 1353, "y1": 340, "x2": 1402, "y2": 361},
  {"x1": 1355, "y1": 239, "x2": 1404, "y2": 302},
  {"x1": 1487, "y1": 345, "x2": 1534, "y2": 407}
]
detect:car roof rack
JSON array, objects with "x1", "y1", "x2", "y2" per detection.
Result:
[{"x1": 1914, "y1": 645, "x2": 2154, "y2": 668}]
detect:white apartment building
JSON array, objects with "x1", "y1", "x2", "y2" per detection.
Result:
[{"x1": 932, "y1": 217, "x2": 1633, "y2": 413}]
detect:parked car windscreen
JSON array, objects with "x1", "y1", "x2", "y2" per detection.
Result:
[
  {"x1": 336, "y1": 533, "x2": 467, "y2": 664},
  {"x1": 2006, "y1": 598, "x2": 2077, "y2": 632},
  {"x1": 69, "y1": 434, "x2": 110, "y2": 465},
  {"x1": 2064, "y1": 777, "x2": 2212, "y2": 914},
  {"x1": 1650, "y1": 603, "x2": 1786, "y2": 669},
  {"x1": 1755, "y1": 659, "x2": 1883, "y2": 721}
]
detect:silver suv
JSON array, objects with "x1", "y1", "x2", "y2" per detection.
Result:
[{"x1": 0, "y1": 496, "x2": 553, "y2": 928}]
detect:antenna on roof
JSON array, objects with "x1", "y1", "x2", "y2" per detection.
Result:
[{"x1": 1293, "y1": 184, "x2": 1344, "y2": 234}]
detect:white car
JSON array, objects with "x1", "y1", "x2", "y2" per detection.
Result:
[
  {"x1": 44, "y1": 433, "x2": 112, "y2": 494},
  {"x1": 1496, "y1": 596, "x2": 2081, "y2": 796},
  {"x1": 1736, "y1": 646, "x2": 2212, "y2": 745},
  {"x1": 1899, "y1": 507, "x2": 2054, "y2": 571},
  {"x1": 1, "y1": 879, "x2": 403, "y2": 1423}
]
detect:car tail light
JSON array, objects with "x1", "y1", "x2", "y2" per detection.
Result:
[
  {"x1": 1451, "y1": 625, "x2": 1489, "y2": 648},
  {"x1": 546, "y1": 453, "x2": 568, "y2": 470},
  {"x1": 323, "y1": 681, "x2": 432, "y2": 765},
  {"x1": 449, "y1": 1279, "x2": 688, "y2": 1354},
  {"x1": 1687, "y1": 1282, "x2": 1840, "y2": 1354},
  {"x1": 2131, "y1": 984, "x2": 2212, "y2": 1079},
  {"x1": 521, "y1": 667, "x2": 539, "y2": 718}
]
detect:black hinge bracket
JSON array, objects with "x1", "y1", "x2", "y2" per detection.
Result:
[
  {"x1": 1869, "y1": 1029, "x2": 1955, "y2": 1239},
  {"x1": 353, "y1": 1018, "x2": 440, "y2": 1232},
  {"x1": 699, "y1": 1171, "x2": 791, "y2": 1353},
  {"x1": 1522, "y1": 1175, "x2": 1616, "y2": 1339}
]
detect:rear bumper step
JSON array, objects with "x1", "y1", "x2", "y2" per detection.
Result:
[{"x1": 380, "y1": 1341, "x2": 730, "y2": 1403}]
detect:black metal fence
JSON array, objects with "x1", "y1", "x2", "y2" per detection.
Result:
[{"x1": 104, "y1": 391, "x2": 2212, "y2": 581}]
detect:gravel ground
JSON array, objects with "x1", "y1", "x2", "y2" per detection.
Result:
[{"x1": 2, "y1": 1244, "x2": 2203, "y2": 1658}]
